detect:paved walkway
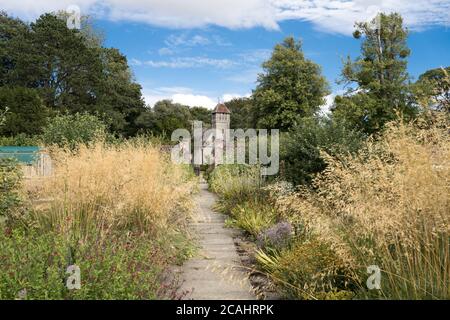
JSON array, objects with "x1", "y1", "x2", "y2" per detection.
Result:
[{"x1": 178, "y1": 183, "x2": 255, "y2": 300}]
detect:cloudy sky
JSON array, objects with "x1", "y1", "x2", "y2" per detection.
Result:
[{"x1": 1, "y1": 0, "x2": 449, "y2": 109}]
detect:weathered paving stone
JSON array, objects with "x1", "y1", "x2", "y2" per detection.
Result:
[{"x1": 178, "y1": 182, "x2": 255, "y2": 300}]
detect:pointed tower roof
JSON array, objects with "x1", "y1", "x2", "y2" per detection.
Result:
[{"x1": 212, "y1": 103, "x2": 231, "y2": 114}]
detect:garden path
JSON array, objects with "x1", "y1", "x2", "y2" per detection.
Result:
[{"x1": 177, "y1": 182, "x2": 255, "y2": 300}]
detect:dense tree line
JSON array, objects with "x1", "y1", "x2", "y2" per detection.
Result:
[
  {"x1": 0, "y1": 12, "x2": 145, "y2": 137},
  {"x1": 136, "y1": 99, "x2": 211, "y2": 140},
  {"x1": 0, "y1": 11, "x2": 216, "y2": 141}
]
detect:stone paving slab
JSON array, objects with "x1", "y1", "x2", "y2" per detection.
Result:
[{"x1": 178, "y1": 183, "x2": 255, "y2": 300}]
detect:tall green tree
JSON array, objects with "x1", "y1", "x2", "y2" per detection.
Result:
[
  {"x1": 225, "y1": 97, "x2": 255, "y2": 129},
  {"x1": 4, "y1": 14, "x2": 103, "y2": 110},
  {"x1": 253, "y1": 37, "x2": 329, "y2": 131},
  {"x1": 415, "y1": 66, "x2": 450, "y2": 112},
  {"x1": 333, "y1": 13, "x2": 416, "y2": 134},
  {"x1": 97, "y1": 48, "x2": 146, "y2": 136},
  {"x1": 0, "y1": 12, "x2": 29, "y2": 87}
]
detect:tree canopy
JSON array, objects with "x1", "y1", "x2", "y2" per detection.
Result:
[
  {"x1": 0, "y1": 12, "x2": 145, "y2": 137},
  {"x1": 135, "y1": 100, "x2": 212, "y2": 140},
  {"x1": 224, "y1": 97, "x2": 255, "y2": 129},
  {"x1": 415, "y1": 66, "x2": 450, "y2": 112},
  {"x1": 332, "y1": 13, "x2": 417, "y2": 134},
  {"x1": 0, "y1": 86, "x2": 50, "y2": 136},
  {"x1": 253, "y1": 37, "x2": 329, "y2": 131}
]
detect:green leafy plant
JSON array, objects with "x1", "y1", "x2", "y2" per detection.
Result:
[
  {"x1": 281, "y1": 117, "x2": 365, "y2": 186},
  {"x1": 0, "y1": 158, "x2": 22, "y2": 223},
  {"x1": 0, "y1": 228, "x2": 192, "y2": 299},
  {"x1": 0, "y1": 133, "x2": 41, "y2": 146},
  {"x1": 40, "y1": 113, "x2": 108, "y2": 150},
  {"x1": 0, "y1": 87, "x2": 50, "y2": 136}
]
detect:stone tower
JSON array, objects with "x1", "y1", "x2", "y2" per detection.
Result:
[
  {"x1": 212, "y1": 103, "x2": 231, "y2": 132},
  {"x1": 211, "y1": 103, "x2": 231, "y2": 164}
]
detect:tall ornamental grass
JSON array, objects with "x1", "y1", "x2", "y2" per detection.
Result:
[
  {"x1": 276, "y1": 117, "x2": 449, "y2": 299},
  {"x1": 27, "y1": 141, "x2": 195, "y2": 237}
]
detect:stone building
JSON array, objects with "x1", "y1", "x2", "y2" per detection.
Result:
[{"x1": 194, "y1": 102, "x2": 231, "y2": 166}]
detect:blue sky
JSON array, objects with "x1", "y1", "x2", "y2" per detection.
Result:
[{"x1": 2, "y1": 0, "x2": 450, "y2": 109}]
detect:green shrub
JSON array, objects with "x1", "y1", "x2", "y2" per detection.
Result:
[
  {"x1": 256, "y1": 239, "x2": 357, "y2": 300},
  {"x1": 0, "y1": 228, "x2": 189, "y2": 299},
  {"x1": 0, "y1": 133, "x2": 41, "y2": 146},
  {"x1": 281, "y1": 117, "x2": 365, "y2": 186},
  {"x1": 41, "y1": 113, "x2": 108, "y2": 150},
  {"x1": 0, "y1": 158, "x2": 22, "y2": 224}
]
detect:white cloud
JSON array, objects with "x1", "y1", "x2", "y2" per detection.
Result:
[
  {"x1": 172, "y1": 94, "x2": 217, "y2": 108},
  {"x1": 0, "y1": 0, "x2": 97, "y2": 21},
  {"x1": 319, "y1": 90, "x2": 346, "y2": 116},
  {"x1": 133, "y1": 47, "x2": 270, "y2": 74},
  {"x1": 142, "y1": 86, "x2": 250, "y2": 108},
  {"x1": 104, "y1": 0, "x2": 280, "y2": 30},
  {"x1": 1, "y1": 0, "x2": 449, "y2": 35},
  {"x1": 165, "y1": 34, "x2": 210, "y2": 47},
  {"x1": 158, "y1": 47, "x2": 174, "y2": 56},
  {"x1": 239, "y1": 49, "x2": 272, "y2": 63},
  {"x1": 172, "y1": 92, "x2": 250, "y2": 108},
  {"x1": 319, "y1": 93, "x2": 336, "y2": 116},
  {"x1": 155, "y1": 86, "x2": 193, "y2": 94},
  {"x1": 226, "y1": 68, "x2": 261, "y2": 84},
  {"x1": 143, "y1": 94, "x2": 167, "y2": 107},
  {"x1": 129, "y1": 58, "x2": 143, "y2": 66},
  {"x1": 211, "y1": 35, "x2": 232, "y2": 47},
  {"x1": 133, "y1": 57, "x2": 236, "y2": 69},
  {"x1": 222, "y1": 93, "x2": 252, "y2": 102},
  {"x1": 157, "y1": 33, "x2": 232, "y2": 56},
  {"x1": 274, "y1": 0, "x2": 450, "y2": 34}
]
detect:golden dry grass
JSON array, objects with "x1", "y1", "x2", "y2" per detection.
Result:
[
  {"x1": 276, "y1": 116, "x2": 450, "y2": 299},
  {"x1": 25, "y1": 141, "x2": 196, "y2": 238}
]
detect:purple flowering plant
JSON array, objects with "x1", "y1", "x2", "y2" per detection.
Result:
[{"x1": 257, "y1": 221, "x2": 293, "y2": 250}]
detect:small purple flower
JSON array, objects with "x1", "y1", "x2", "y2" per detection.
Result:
[{"x1": 257, "y1": 221, "x2": 293, "y2": 250}]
